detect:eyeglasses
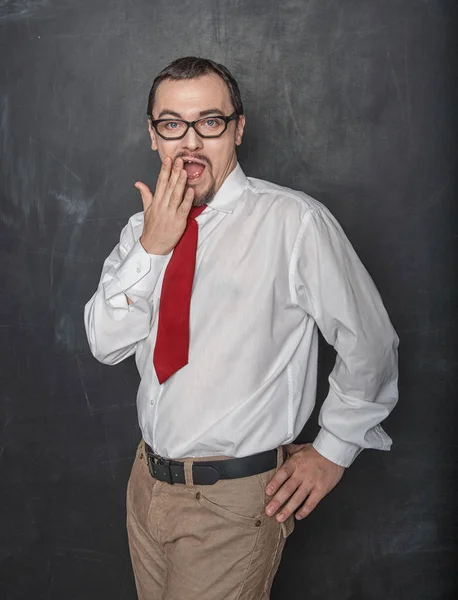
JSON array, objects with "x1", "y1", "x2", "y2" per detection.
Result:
[{"x1": 149, "y1": 112, "x2": 238, "y2": 140}]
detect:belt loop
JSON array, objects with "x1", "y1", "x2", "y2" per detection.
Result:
[
  {"x1": 137, "y1": 440, "x2": 145, "y2": 460},
  {"x1": 184, "y1": 458, "x2": 195, "y2": 490},
  {"x1": 277, "y1": 446, "x2": 286, "y2": 469}
]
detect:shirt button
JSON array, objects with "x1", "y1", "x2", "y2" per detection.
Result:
[
  {"x1": 196, "y1": 492, "x2": 201, "y2": 500},
  {"x1": 255, "y1": 519, "x2": 262, "y2": 527},
  {"x1": 136, "y1": 264, "x2": 141, "y2": 273}
]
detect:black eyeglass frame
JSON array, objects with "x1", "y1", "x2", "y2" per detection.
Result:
[{"x1": 148, "y1": 112, "x2": 238, "y2": 140}]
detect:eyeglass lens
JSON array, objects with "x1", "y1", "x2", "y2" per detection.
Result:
[{"x1": 156, "y1": 116, "x2": 228, "y2": 139}]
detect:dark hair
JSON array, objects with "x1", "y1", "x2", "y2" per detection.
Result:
[{"x1": 146, "y1": 56, "x2": 244, "y2": 118}]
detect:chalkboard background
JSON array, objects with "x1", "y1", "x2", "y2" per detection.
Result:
[{"x1": 1, "y1": 1, "x2": 457, "y2": 598}]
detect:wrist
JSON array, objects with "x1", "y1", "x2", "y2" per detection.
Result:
[{"x1": 139, "y1": 236, "x2": 171, "y2": 255}]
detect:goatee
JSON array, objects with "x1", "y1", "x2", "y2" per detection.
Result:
[{"x1": 192, "y1": 182, "x2": 216, "y2": 207}]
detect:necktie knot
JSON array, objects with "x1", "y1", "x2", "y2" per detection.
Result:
[{"x1": 189, "y1": 204, "x2": 207, "y2": 220}]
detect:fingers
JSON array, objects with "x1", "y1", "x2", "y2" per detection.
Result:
[
  {"x1": 272, "y1": 484, "x2": 310, "y2": 522},
  {"x1": 264, "y1": 445, "x2": 345, "y2": 523},
  {"x1": 137, "y1": 156, "x2": 189, "y2": 219},
  {"x1": 266, "y1": 480, "x2": 323, "y2": 522},
  {"x1": 154, "y1": 156, "x2": 172, "y2": 199},
  {"x1": 134, "y1": 181, "x2": 153, "y2": 212},
  {"x1": 265, "y1": 461, "x2": 294, "y2": 497},
  {"x1": 265, "y1": 476, "x2": 301, "y2": 518},
  {"x1": 264, "y1": 454, "x2": 317, "y2": 521},
  {"x1": 162, "y1": 158, "x2": 185, "y2": 207},
  {"x1": 295, "y1": 489, "x2": 322, "y2": 520},
  {"x1": 168, "y1": 160, "x2": 189, "y2": 209},
  {"x1": 177, "y1": 187, "x2": 194, "y2": 217}
]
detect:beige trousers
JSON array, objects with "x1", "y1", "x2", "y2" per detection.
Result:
[{"x1": 126, "y1": 441, "x2": 295, "y2": 600}]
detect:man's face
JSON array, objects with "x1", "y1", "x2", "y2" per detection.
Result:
[{"x1": 148, "y1": 73, "x2": 245, "y2": 206}]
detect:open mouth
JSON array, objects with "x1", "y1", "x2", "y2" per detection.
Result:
[{"x1": 182, "y1": 158, "x2": 207, "y2": 182}]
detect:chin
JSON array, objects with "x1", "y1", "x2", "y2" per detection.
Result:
[{"x1": 189, "y1": 181, "x2": 216, "y2": 207}]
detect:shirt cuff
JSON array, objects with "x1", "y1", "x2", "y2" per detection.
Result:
[
  {"x1": 312, "y1": 428, "x2": 363, "y2": 468},
  {"x1": 104, "y1": 240, "x2": 171, "y2": 303}
]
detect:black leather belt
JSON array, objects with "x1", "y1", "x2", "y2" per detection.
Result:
[{"x1": 145, "y1": 443, "x2": 283, "y2": 485}]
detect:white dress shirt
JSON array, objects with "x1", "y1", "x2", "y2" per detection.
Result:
[{"x1": 84, "y1": 163, "x2": 399, "y2": 467}]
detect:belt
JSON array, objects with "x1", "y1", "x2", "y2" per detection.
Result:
[{"x1": 145, "y1": 443, "x2": 283, "y2": 485}]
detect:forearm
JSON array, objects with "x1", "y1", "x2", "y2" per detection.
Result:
[
  {"x1": 84, "y1": 220, "x2": 170, "y2": 364},
  {"x1": 313, "y1": 325, "x2": 399, "y2": 467},
  {"x1": 85, "y1": 156, "x2": 192, "y2": 362}
]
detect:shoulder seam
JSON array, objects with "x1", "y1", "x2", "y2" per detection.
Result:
[{"x1": 246, "y1": 179, "x2": 322, "y2": 215}]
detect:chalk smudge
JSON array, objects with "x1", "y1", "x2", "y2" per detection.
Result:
[
  {"x1": 50, "y1": 190, "x2": 89, "y2": 224},
  {"x1": 0, "y1": 0, "x2": 50, "y2": 22}
]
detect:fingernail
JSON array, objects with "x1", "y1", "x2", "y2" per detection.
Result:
[
  {"x1": 266, "y1": 487, "x2": 273, "y2": 495},
  {"x1": 277, "y1": 513, "x2": 285, "y2": 522},
  {"x1": 267, "y1": 506, "x2": 275, "y2": 516}
]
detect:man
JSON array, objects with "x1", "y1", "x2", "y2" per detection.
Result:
[{"x1": 84, "y1": 57, "x2": 398, "y2": 599}]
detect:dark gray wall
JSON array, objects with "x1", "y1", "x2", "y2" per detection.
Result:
[{"x1": 1, "y1": 1, "x2": 456, "y2": 598}]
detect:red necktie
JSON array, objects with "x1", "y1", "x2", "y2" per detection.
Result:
[{"x1": 153, "y1": 205, "x2": 207, "y2": 384}]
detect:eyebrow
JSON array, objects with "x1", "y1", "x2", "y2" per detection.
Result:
[{"x1": 156, "y1": 108, "x2": 225, "y2": 119}]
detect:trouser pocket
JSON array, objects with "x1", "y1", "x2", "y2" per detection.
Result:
[{"x1": 195, "y1": 470, "x2": 267, "y2": 527}]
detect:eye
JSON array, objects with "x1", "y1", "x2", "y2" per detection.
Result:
[
  {"x1": 165, "y1": 121, "x2": 180, "y2": 130},
  {"x1": 205, "y1": 118, "x2": 221, "y2": 127}
]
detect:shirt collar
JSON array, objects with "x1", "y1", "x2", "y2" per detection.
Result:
[{"x1": 206, "y1": 162, "x2": 247, "y2": 214}]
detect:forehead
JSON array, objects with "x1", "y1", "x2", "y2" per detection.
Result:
[{"x1": 154, "y1": 74, "x2": 232, "y2": 117}]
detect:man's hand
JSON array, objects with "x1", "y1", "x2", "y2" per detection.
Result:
[
  {"x1": 135, "y1": 156, "x2": 194, "y2": 255},
  {"x1": 265, "y1": 443, "x2": 345, "y2": 522}
]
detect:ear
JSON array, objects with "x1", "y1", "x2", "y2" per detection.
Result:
[
  {"x1": 235, "y1": 115, "x2": 246, "y2": 147},
  {"x1": 148, "y1": 119, "x2": 158, "y2": 151}
]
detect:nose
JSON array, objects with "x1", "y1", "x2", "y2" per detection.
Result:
[{"x1": 181, "y1": 125, "x2": 203, "y2": 152}]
